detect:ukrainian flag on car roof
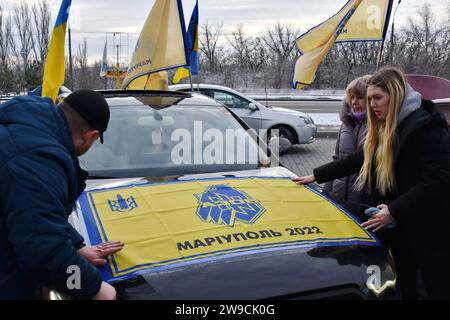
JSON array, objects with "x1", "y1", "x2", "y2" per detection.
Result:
[
  {"x1": 122, "y1": 0, "x2": 188, "y2": 90},
  {"x1": 42, "y1": 0, "x2": 71, "y2": 102},
  {"x1": 293, "y1": 0, "x2": 393, "y2": 90},
  {"x1": 172, "y1": 0, "x2": 199, "y2": 84}
]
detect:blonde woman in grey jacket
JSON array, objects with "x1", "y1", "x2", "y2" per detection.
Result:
[{"x1": 322, "y1": 75, "x2": 371, "y2": 215}]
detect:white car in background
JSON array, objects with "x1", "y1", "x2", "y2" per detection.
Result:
[{"x1": 170, "y1": 84, "x2": 317, "y2": 147}]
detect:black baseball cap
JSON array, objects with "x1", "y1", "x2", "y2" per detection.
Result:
[{"x1": 64, "y1": 89, "x2": 110, "y2": 143}]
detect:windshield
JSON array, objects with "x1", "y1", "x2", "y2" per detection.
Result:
[{"x1": 79, "y1": 104, "x2": 271, "y2": 178}]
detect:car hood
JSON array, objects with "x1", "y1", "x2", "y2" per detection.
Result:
[
  {"x1": 266, "y1": 106, "x2": 308, "y2": 117},
  {"x1": 83, "y1": 166, "x2": 297, "y2": 191},
  {"x1": 115, "y1": 244, "x2": 391, "y2": 300},
  {"x1": 71, "y1": 167, "x2": 393, "y2": 300}
]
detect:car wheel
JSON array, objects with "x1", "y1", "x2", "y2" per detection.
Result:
[{"x1": 269, "y1": 126, "x2": 296, "y2": 145}]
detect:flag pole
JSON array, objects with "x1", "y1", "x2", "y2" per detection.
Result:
[
  {"x1": 376, "y1": 40, "x2": 385, "y2": 70},
  {"x1": 377, "y1": 0, "x2": 400, "y2": 70},
  {"x1": 390, "y1": 0, "x2": 402, "y2": 65},
  {"x1": 188, "y1": 66, "x2": 194, "y2": 92},
  {"x1": 68, "y1": 25, "x2": 74, "y2": 90}
]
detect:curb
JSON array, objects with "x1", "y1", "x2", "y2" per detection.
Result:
[
  {"x1": 315, "y1": 125, "x2": 340, "y2": 138},
  {"x1": 316, "y1": 131, "x2": 339, "y2": 138}
]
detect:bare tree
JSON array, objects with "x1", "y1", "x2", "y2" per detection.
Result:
[
  {"x1": 228, "y1": 25, "x2": 252, "y2": 87},
  {"x1": 395, "y1": 3, "x2": 450, "y2": 77},
  {"x1": 11, "y1": 1, "x2": 35, "y2": 90},
  {"x1": 246, "y1": 36, "x2": 267, "y2": 72},
  {"x1": 199, "y1": 21, "x2": 223, "y2": 73},
  {"x1": 0, "y1": 6, "x2": 11, "y2": 68},
  {"x1": 74, "y1": 38, "x2": 90, "y2": 89},
  {"x1": 228, "y1": 25, "x2": 248, "y2": 67},
  {"x1": 261, "y1": 22, "x2": 299, "y2": 88},
  {"x1": 0, "y1": 6, "x2": 14, "y2": 92},
  {"x1": 12, "y1": 2, "x2": 34, "y2": 63},
  {"x1": 32, "y1": 0, "x2": 51, "y2": 65}
]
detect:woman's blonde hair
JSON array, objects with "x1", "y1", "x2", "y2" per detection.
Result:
[{"x1": 355, "y1": 67, "x2": 406, "y2": 195}]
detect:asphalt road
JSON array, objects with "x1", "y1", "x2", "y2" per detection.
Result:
[{"x1": 254, "y1": 99, "x2": 342, "y2": 113}]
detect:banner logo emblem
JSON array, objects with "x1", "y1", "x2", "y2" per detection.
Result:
[
  {"x1": 194, "y1": 184, "x2": 266, "y2": 227},
  {"x1": 108, "y1": 194, "x2": 138, "y2": 213}
]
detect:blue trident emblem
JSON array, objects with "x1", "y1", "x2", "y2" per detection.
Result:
[
  {"x1": 108, "y1": 194, "x2": 138, "y2": 213},
  {"x1": 194, "y1": 184, "x2": 266, "y2": 227}
]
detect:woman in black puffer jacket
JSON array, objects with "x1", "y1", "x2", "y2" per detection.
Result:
[{"x1": 293, "y1": 67, "x2": 450, "y2": 299}]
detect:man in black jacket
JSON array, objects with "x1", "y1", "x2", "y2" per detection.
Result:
[{"x1": 0, "y1": 90, "x2": 123, "y2": 299}]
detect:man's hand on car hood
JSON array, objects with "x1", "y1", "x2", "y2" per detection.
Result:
[{"x1": 78, "y1": 241, "x2": 125, "y2": 266}]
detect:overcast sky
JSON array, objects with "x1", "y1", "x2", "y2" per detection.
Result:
[{"x1": 2, "y1": 0, "x2": 449, "y2": 63}]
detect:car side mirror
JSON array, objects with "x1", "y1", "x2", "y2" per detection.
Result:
[{"x1": 248, "y1": 102, "x2": 259, "y2": 111}]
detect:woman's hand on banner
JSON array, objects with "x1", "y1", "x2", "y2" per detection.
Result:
[
  {"x1": 292, "y1": 175, "x2": 316, "y2": 185},
  {"x1": 361, "y1": 204, "x2": 395, "y2": 232}
]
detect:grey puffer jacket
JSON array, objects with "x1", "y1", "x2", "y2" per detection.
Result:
[{"x1": 322, "y1": 99, "x2": 367, "y2": 214}]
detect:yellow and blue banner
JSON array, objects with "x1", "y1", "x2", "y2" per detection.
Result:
[
  {"x1": 122, "y1": 0, "x2": 188, "y2": 90},
  {"x1": 78, "y1": 177, "x2": 380, "y2": 283},
  {"x1": 293, "y1": 0, "x2": 393, "y2": 89},
  {"x1": 42, "y1": 0, "x2": 71, "y2": 102},
  {"x1": 172, "y1": 0, "x2": 199, "y2": 84}
]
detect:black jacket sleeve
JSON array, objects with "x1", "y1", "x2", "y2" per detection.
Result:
[
  {"x1": 69, "y1": 225, "x2": 86, "y2": 250},
  {"x1": 322, "y1": 127, "x2": 343, "y2": 195},
  {"x1": 314, "y1": 149, "x2": 364, "y2": 184},
  {"x1": 0, "y1": 148, "x2": 102, "y2": 299},
  {"x1": 388, "y1": 125, "x2": 450, "y2": 222}
]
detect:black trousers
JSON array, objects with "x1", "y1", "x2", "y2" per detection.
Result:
[{"x1": 381, "y1": 227, "x2": 450, "y2": 299}]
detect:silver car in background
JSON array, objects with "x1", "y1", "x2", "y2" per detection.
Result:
[{"x1": 170, "y1": 84, "x2": 317, "y2": 146}]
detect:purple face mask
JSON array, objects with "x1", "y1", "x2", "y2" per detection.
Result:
[{"x1": 351, "y1": 109, "x2": 366, "y2": 120}]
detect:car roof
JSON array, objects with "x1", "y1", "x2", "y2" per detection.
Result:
[
  {"x1": 96, "y1": 89, "x2": 224, "y2": 109},
  {"x1": 406, "y1": 74, "x2": 450, "y2": 100},
  {"x1": 170, "y1": 83, "x2": 252, "y2": 98}
]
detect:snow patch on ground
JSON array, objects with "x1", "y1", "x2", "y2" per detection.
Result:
[
  {"x1": 310, "y1": 113, "x2": 341, "y2": 126},
  {"x1": 239, "y1": 88, "x2": 345, "y2": 100}
]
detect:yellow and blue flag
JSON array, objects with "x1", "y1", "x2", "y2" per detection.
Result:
[
  {"x1": 172, "y1": 0, "x2": 199, "y2": 84},
  {"x1": 293, "y1": 0, "x2": 393, "y2": 89},
  {"x1": 42, "y1": 0, "x2": 71, "y2": 102},
  {"x1": 122, "y1": 0, "x2": 188, "y2": 90},
  {"x1": 78, "y1": 177, "x2": 379, "y2": 283}
]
